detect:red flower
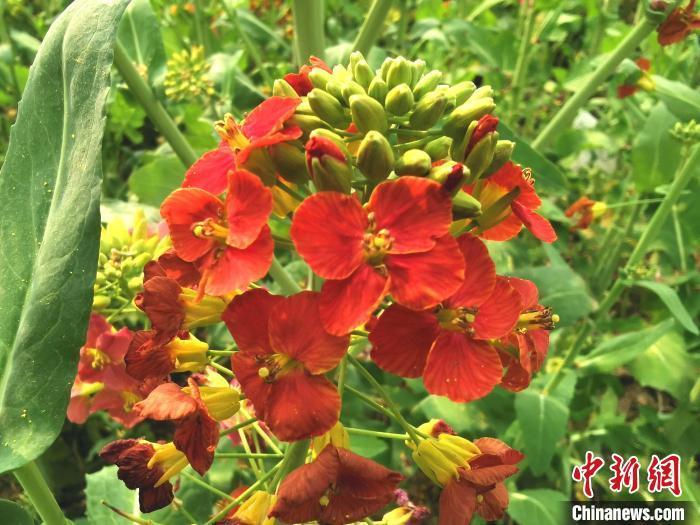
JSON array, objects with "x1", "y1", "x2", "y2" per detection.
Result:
[
  {"x1": 564, "y1": 196, "x2": 607, "y2": 230},
  {"x1": 161, "y1": 169, "x2": 274, "y2": 296},
  {"x1": 463, "y1": 162, "x2": 556, "y2": 243},
  {"x1": 284, "y1": 56, "x2": 333, "y2": 96},
  {"x1": 76, "y1": 314, "x2": 132, "y2": 386},
  {"x1": 125, "y1": 330, "x2": 208, "y2": 381},
  {"x1": 291, "y1": 177, "x2": 465, "y2": 335},
  {"x1": 183, "y1": 97, "x2": 302, "y2": 194},
  {"x1": 370, "y1": 235, "x2": 522, "y2": 402},
  {"x1": 270, "y1": 444, "x2": 403, "y2": 525},
  {"x1": 100, "y1": 439, "x2": 188, "y2": 512},
  {"x1": 143, "y1": 250, "x2": 201, "y2": 289},
  {"x1": 225, "y1": 289, "x2": 349, "y2": 441},
  {"x1": 658, "y1": 1, "x2": 700, "y2": 46},
  {"x1": 616, "y1": 58, "x2": 652, "y2": 99}
]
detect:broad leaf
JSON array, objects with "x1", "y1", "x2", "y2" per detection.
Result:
[
  {"x1": 0, "y1": 499, "x2": 33, "y2": 525},
  {"x1": 128, "y1": 154, "x2": 185, "y2": 206},
  {"x1": 0, "y1": 0, "x2": 127, "y2": 473},
  {"x1": 632, "y1": 280, "x2": 698, "y2": 335},
  {"x1": 508, "y1": 489, "x2": 567, "y2": 525},
  {"x1": 631, "y1": 103, "x2": 681, "y2": 193},
  {"x1": 631, "y1": 331, "x2": 694, "y2": 400},
  {"x1": 118, "y1": 0, "x2": 166, "y2": 87},
  {"x1": 653, "y1": 75, "x2": 700, "y2": 122},
  {"x1": 86, "y1": 466, "x2": 137, "y2": 525}
]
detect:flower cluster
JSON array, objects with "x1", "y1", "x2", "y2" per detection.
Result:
[{"x1": 79, "y1": 52, "x2": 560, "y2": 524}]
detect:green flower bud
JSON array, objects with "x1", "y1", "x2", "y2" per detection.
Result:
[
  {"x1": 95, "y1": 271, "x2": 106, "y2": 285},
  {"x1": 357, "y1": 131, "x2": 395, "y2": 182},
  {"x1": 425, "y1": 136, "x2": 453, "y2": 161},
  {"x1": 309, "y1": 68, "x2": 333, "y2": 90},
  {"x1": 483, "y1": 140, "x2": 515, "y2": 177},
  {"x1": 465, "y1": 132, "x2": 498, "y2": 180},
  {"x1": 295, "y1": 99, "x2": 313, "y2": 114},
  {"x1": 469, "y1": 85, "x2": 494, "y2": 100},
  {"x1": 379, "y1": 57, "x2": 393, "y2": 81},
  {"x1": 128, "y1": 276, "x2": 144, "y2": 292},
  {"x1": 349, "y1": 94, "x2": 388, "y2": 134},
  {"x1": 241, "y1": 147, "x2": 278, "y2": 186},
  {"x1": 395, "y1": 149, "x2": 432, "y2": 176},
  {"x1": 289, "y1": 114, "x2": 329, "y2": 135},
  {"x1": 410, "y1": 59, "x2": 427, "y2": 87},
  {"x1": 349, "y1": 51, "x2": 363, "y2": 72},
  {"x1": 386, "y1": 57, "x2": 412, "y2": 88},
  {"x1": 273, "y1": 78, "x2": 299, "y2": 98},
  {"x1": 446, "y1": 80, "x2": 476, "y2": 105},
  {"x1": 308, "y1": 88, "x2": 350, "y2": 128},
  {"x1": 92, "y1": 295, "x2": 111, "y2": 310},
  {"x1": 450, "y1": 120, "x2": 479, "y2": 162},
  {"x1": 306, "y1": 135, "x2": 352, "y2": 194},
  {"x1": 132, "y1": 252, "x2": 152, "y2": 270},
  {"x1": 324, "y1": 79, "x2": 345, "y2": 101},
  {"x1": 309, "y1": 129, "x2": 351, "y2": 157},
  {"x1": 442, "y1": 97, "x2": 495, "y2": 138},
  {"x1": 409, "y1": 91, "x2": 448, "y2": 130},
  {"x1": 368, "y1": 77, "x2": 389, "y2": 104},
  {"x1": 353, "y1": 57, "x2": 375, "y2": 89},
  {"x1": 452, "y1": 191, "x2": 482, "y2": 219},
  {"x1": 98, "y1": 252, "x2": 108, "y2": 265},
  {"x1": 477, "y1": 186, "x2": 520, "y2": 231},
  {"x1": 412, "y1": 70, "x2": 443, "y2": 99},
  {"x1": 385, "y1": 83, "x2": 415, "y2": 116},
  {"x1": 341, "y1": 80, "x2": 366, "y2": 105},
  {"x1": 269, "y1": 142, "x2": 310, "y2": 184}
]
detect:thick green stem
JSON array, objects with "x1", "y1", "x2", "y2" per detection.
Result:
[
  {"x1": 271, "y1": 439, "x2": 310, "y2": 489},
  {"x1": 352, "y1": 0, "x2": 394, "y2": 56},
  {"x1": 14, "y1": 461, "x2": 67, "y2": 525},
  {"x1": 292, "y1": 0, "x2": 326, "y2": 64},
  {"x1": 220, "y1": 417, "x2": 258, "y2": 436},
  {"x1": 545, "y1": 145, "x2": 699, "y2": 394},
  {"x1": 268, "y1": 256, "x2": 302, "y2": 295},
  {"x1": 225, "y1": 6, "x2": 275, "y2": 87},
  {"x1": 113, "y1": 42, "x2": 198, "y2": 167}
]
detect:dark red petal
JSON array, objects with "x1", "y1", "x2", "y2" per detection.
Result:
[
  {"x1": 386, "y1": 235, "x2": 465, "y2": 310},
  {"x1": 232, "y1": 351, "x2": 274, "y2": 420},
  {"x1": 265, "y1": 371, "x2": 341, "y2": 442},
  {"x1": 476, "y1": 483, "x2": 509, "y2": 521},
  {"x1": 100, "y1": 439, "x2": 140, "y2": 464},
  {"x1": 370, "y1": 304, "x2": 439, "y2": 378},
  {"x1": 138, "y1": 276, "x2": 184, "y2": 336},
  {"x1": 474, "y1": 437, "x2": 525, "y2": 465},
  {"x1": 319, "y1": 264, "x2": 389, "y2": 336},
  {"x1": 222, "y1": 288, "x2": 281, "y2": 354},
  {"x1": 511, "y1": 201, "x2": 557, "y2": 243},
  {"x1": 144, "y1": 250, "x2": 201, "y2": 288},
  {"x1": 472, "y1": 278, "x2": 521, "y2": 340},
  {"x1": 268, "y1": 292, "x2": 348, "y2": 373},
  {"x1": 291, "y1": 192, "x2": 367, "y2": 280},
  {"x1": 174, "y1": 410, "x2": 218, "y2": 475},
  {"x1": 370, "y1": 177, "x2": 452, "y2": 253},
  {"x1": 182, "y1": 144, "x2": 236, "y2": 195},
  {"x1": 284, "y1": 69, "x2": 313, "y2": 96},
  {"x1": 161, "y1": 188, "x2": 223, "y2": 261},
  {"x1": 242, "y1": 97, "x2": 301, "y2": 140},
  {"x1": 101, "y1": 441, "x2": 160, "y2": 490},
  {"x1": 439, "y1": 478, "x2": 476, "y2": 525},
  {"x1": 225, "y1": 169, "x2": 273, "y2": 249},
  {"x1": 446, "y1": 234, "x2": 496, "y2": 308},
  {"x1": 139, "y1": 483, "x2": 174, "y2": 513},
  {"x1": 198, "y1": 225, "x2": 273, "y2": 295},
  {"x1": 125, "y1": 331, "x2": 175, "y2": 380},
  {"x1": 506, "y1": 276, "x2": 539, "y2": 310},
  {"x1": 134, "y1": 383, "x2": 198, "y2": 420},
  {"x1": 423, "y1": 332, "x2": 502, "y2": 402},
  {"x1": 460, "y1": 461, "x2": 519, "y2": 486}
]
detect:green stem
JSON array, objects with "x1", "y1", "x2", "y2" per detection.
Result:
[
  {"x1": 220, "y1": 417, "x2": 258, "y2": 437},
  {"x1": 181, "y1": 470, "x2": 234, "y2": 500},
  {"x1": 209, "y1": 360, "x2": 234, "y2": 377},
  {"x1": 291, "y1": 0, "x2": 326, "y2": 64},
  {"x1": 351, "y1": 0, "x2": 394, "y2": 56},
  {"x1": 216, "y1": 452, "x2": 283, "y2": 459},
  {"x1": 271, "y1": 439, "x2": 310, "y2": 489},
  {"x1": 268, "y1": 256, "x2": 302, "y2": 295},
  {"x1": 510, "y1": 0, "x2": 536, "y2": 110},
  {"x1": 208, "y1": 349, "x2": 237, "y2": 356},
  {"x1": 594, "y1": 203, "x2": 643, "y2": 292},
  {"x1": 276, "y1": 179, "x2": 306, "y2": 202},
  {"x1": 14, "y1": 461, "x2": 67, "y2": 525},
  {"x1": 345, "y1": 384, "x2": 397, "y2": 420},
  {"x1": 113, "y1": 42, "x2": 198, "y2": 167},
  {"x1": 671, "y1": 205, "x2": 687, "y2": 273},
  {"x1": 346, "y1": 427, "x2": 408, "y2": 440},
  {"x1": 226, "y1": 6, "x2": 275, "y2": 87}
]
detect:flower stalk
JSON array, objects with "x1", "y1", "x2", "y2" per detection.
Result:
[
  {"x1": 352, "y1": 0, "x2": 394, "y2": 56},
  {"x1": 292, "y1": 0, "x2": 326, "y2": 63},
  {"x1": 13, "y1": 461, "x2": 67, "y2": 525}
]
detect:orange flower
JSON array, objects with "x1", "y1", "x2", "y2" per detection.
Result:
[{"x1": 658, "y1": 0, "x2": 700, "y2": 46}]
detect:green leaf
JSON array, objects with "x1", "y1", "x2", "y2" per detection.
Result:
[
  {"x1": 508, "y1": 489, "x2": 567, "y2": 525},
  {"x1": 350, "y1": 434, "x2": 389, "y2": 459},
  {"x1": 515, "y1": 390, "x2": 569, "y2": 475},
  {"x1": 0, "y1": 0, "x2": 128, "y2": 473},
  {"x1": 86, "y1": 466, "x2": 137, "y2": 525},
  {"x1": 632, "y1": 280, "x2": 699, "y2": 335},
  {"x1": 117, "y1": 0, "x2": 166, "y2": 87},
  {"x1": 576, "y1": 319, "x2": 676, "y2": 372},
  {"x1": 652, "y1": 75, "x2": 700, "y2": 122},
  {"x1": 498, "y1": 121, "x2": 568, "y2": 195},
  {"x1": 128, "y1": 155, "x2": 185, "y2": 206},
  {"x1": 0, "y1": 499, "x2": 34, "y2": 525},
  {"x1": 631, "y1": 331, "x2": 693, "y2": 399},
  {"x1": 631, "y1": 103, "x2": 681, "y2": 194},
  {"x1": 417, "y1": 395, "x2": 482, "y2": 434}
]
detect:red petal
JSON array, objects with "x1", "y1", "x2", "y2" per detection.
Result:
[
  {"x1": 265, "y1": 371, "x2": 341, "y2": 441},
  {"x1": 145, "y1": 250, "x2": 201, "y2": 289},
  {"x1": 222, "y1": 288, "x2": 281, "y2": 354},
  {"x1": 473, "y1": 437, "x2": 525, "y2": 465},
  {"x1": 477, "y1": 483, "x2": 509, "y2": 521},
  {"x1": 370, "y1": 304, "x2": 439, "y2": 378},
  {"x1": 161, "y1": 188, "x2": 223, "y2": 261},
  {"x1": 491, "y1": 162, "x2": 541, "y2": 210},
  {"x1": 386, "y1": 235, "x2": 464, "y2": 310},
  {"x1": 506, "y1": 276, "x2": 539, "y2": 309},
  {"x1": 479, "y1": 212, "x2": 523, "y2": 242},
  {"x1": 67, "y1": 393, "x2": 90, "y2": 424},
  {"x1": 370, "y1": 177, "x2": 452, "y2": 253},
  {"x1": 139, "y1": 484, "x2": 174, "y2": 513},
  {"x1": 198, "y1": 225, "x2": 273, "y2": 295},
  {"x1": 134, "y1": 383, "x2": 198, "y2": 420},
  {"x1": 242, "y1": 97, "x2": 301, "y2": 140},
  {"x1": 446, "y1": 234, "x2": 496, "y2": 308},
  {"x1": 511, "y1": 201, "x2": 557, "y2": 243},
  {"x1": 319, "y1": 264, "x2": 389, "y2": 336},
  {"x1": 291, "y1": 192, "x2": 367, "y2": 280},
  {"x1": 224, "y1": 169, "x2": 273, "y2": 248},
  {"x1": 268, "y1": 292, "x2": 348, "y2": 374},
  {"x1": 96, "y1": 327, "x2": 132, "y2": 364},
  {"x1": 439, "y1": 478, "x2": 476, "y2": 525},
  {"x1": 238, "y1": 126, "x2": 303, "y2": 165},
  {"x1": 138, "y1": 276, "x2": 184, "y2": 337},
  {"x1": 284, "y1": 70, "x2": 313, "y2": 96},
  {"x1": 460, "y1": 462, "x2": 519, "y2": 486},
  {"x1": 472, "y1": 278, "x2": 521, "y2": 340},
  {"x1": 125, "y1": 331, "x2": 175, "y2": 380},
  {"x1": 85, "y1": 314, "x2": 111, "y2": 347},
  {"x1": 174, "y1": 410, "x2": 218, "y2": 475},
  {"x1": 423, "y1": 332, "x2": 502, "y2": 402},
  {"x1": 231, "y1": 351, "x2": 274, "y2": 421},
  {"x1": 182, "y1": 143, "x2": 236, "y2": 195}
]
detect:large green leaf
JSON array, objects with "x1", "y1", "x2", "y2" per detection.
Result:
[
  {"x1": 0, "y1": 499, "x2": 33, "y2": 525},
  {"x1": 0, "y1": 0, "x2": 127, "y2": 473},
  {"x1": 631, "y1": 103, "x2": 681, "y2": 193},
  {"x1": 653, "y1": 75, "x2": 700, "y2": 122},
  {"x1": 128, "y1": 154, "x2": 185, "y2": 206},
  {"x1": 632, "y1": 280, "x2": 698, "y2": 335},
  {"x1": 86, "y1": 466, "x2": 136, "y2": 525},
  {"x1": 117, "y1": 0, "x2": 166, "y2": 87},
  {"x1": 508, "y1": 489, "x2": 567, "y2": 525},
  {"x1": 630, "y1": 331, "x2": 694, "y2": 400}
]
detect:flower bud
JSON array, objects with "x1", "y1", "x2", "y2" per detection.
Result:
[
  {"x1": 341, "y1": 80, "x2": 366, "y2": 105},
  {"x1": 230, "y1": 490, "x2": 276, "y2": 525},
  {"x1": 410, "y1": 59, "x2": 427, "y2": 87},
  {"x1": 395, "y1": 149, "x2": 432, "y2": 177},
  {"x1": 385, "y1": 83, "x2": 415, "y2": 116},
  {"x1": 368, "y1": 77, "x2": 389, "y2": 104},
  {"x1": 452, "y1": 191, "x2": 482, "y2": 219},
  {"x1": 308, "y1": 88, "x2": 350, "y2": 129},
  {"x1": 469, "y1": 84, "x2": 494, "y2": 100},
  {"x1": 325, "y1": 78, "x2": 345, "y2": 101},
  {"x1": 309, "y1": 67, "x2": 333, "y2": 90},
  {"x1": 357, "y1": 131, "x2": 395, "y2": 182},
  {"x1": 269, "y1": 142, "x2": 310, "y2": 184},
  {"x1": 310, "y1": 128, "x2": 350, "y2": 155},
  {"x1": 465, "y1": 132, "x2": 498, "y2": 180},
  {"x1": 349, "y1": 94, "x2": 388, "y2": 134},
  {"x1": 477, "y1": 186, "x2": 521, "y2": 231},
  {"x1": 442, "y1": 97, "x2": 496, "y2": 138},
  {"x1": 424, "y1": 136, "x2": 452, "y2": 161},
  {"x1": 272, "y1": 78, "x2": 299, "y2": 98},
  {"x1": 352, "y1": 57, "x2": 375, "y2": 89},
  {"x1": 409, "y1": 91, "x2": 448, "y2": 130},
  {"x1": 386, "y1": 57, "x2": 413, "y2": 88},
  {"x1": 429, "y1": 162, "x2": 468, "y2": 195},
  {"x1": 92, "y1": 295, "x2": 111, "y2": 310},
  {"x1": 446, "y1": 80, "x2": 476, "y2": 105},
  {"x1": 241, "y1": 147, "x2": 278, "y2": 186},
  {"x1": 288, "y1": 113, "x2": 329, "y2": 136},
  {"x1": 412, "y1": 70, "x2": 443, "y2": 99},
  {"x1": 483, "y1": 139, "x2": 515, "y2": 177},
  {"x1": 305, "y1": 135, "x2": 352, "y2": 193},
  {"x1": 312, "y1": 422, "x2": 350, "y2": 457}
]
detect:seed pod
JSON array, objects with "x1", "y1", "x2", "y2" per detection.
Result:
[
  {"x1": 395, "y1": 149, "x2": 432, "y2": 176},
  {"x1": 341, "y1": 80, "x2": 366, "y2": 105},
  {"x1": 446, "y1": 80, "x2": 476, "y2": 105},
  {"x1": 386, "y1": 57, "x2": 412, "y2": 88},
  {"x1": 269, "y1": 142, "x2": 310, "y2": 184},
  {"x1": 368, "y1": 77, "x2": 389, "y2": 104},
  {"x1": 357, "y1": 131, "x2": 395, "y2": 182},
  {"x1": 385, "y1": 83, "x2": 415, "y2": 116},
  {"x1": 305, "y1": 135, "x2": 352, "y2": 193},
  {"x1": 308, "y1": 88, "x2": 350, "y2": 128},
  {"x1": 409, "y1": 91, "x2": 448, "y2": 130},
  {"x1": 483, "y1": 140, "x2": 515, "y2": 177},
  {"x1": 412, "y1": 70, "x2": 443, "y2": 99},
  {"x1": 353, "y1": 57, "x2": 375, "y2": 89},
  {"x1": 425, "y1": 136, "x2": 452, "y2": 161},
  {"x1": 442, "y1": 97, "x2": 495, "y2": 138},
  {"x1": 349, "y1": 94, "x2": 388, "y2": 134},
  {"x1": 309, "y1": 68, "x2": 333, "y2": 90},
  {"x1": 452, "y1": 191, "x2": 482, "y2": 219}
]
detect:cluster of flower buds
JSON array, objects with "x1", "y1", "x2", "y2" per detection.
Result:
[{"x1": 164, "y1": 45, "x2": 215, "y2": 101}]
